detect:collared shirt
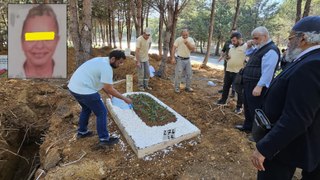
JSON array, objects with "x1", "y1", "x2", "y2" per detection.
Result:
[
  {"x1": 173, "y1": 37, "x2": 195, "y2": 58},
  {"x1": 136, "y1": 35, "x2": 152, "y2": 62},
  {"x1": 294, "y1": 45, "x2": 320, "y2": 62},
  {"x1": 249, "y1": 40, "x2": 279, "y2": 88}
]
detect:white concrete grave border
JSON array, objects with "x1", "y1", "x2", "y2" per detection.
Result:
[{"x1": 106, "y1": 92, "x2": 201, "y2": 158}]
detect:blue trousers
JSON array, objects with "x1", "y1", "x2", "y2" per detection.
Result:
[{"x1": 69, "y1": 91, "x2": 109, "y2": 140}]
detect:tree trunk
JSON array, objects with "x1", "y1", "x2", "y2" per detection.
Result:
[
  {"x1": 125, "y1": 2, "x2": 132, "y2": 49},
  {"x1": 169, "y1": 0, "x2": 179, "y2": 57},
  {"x1": 158, "y1": 9, "x2": 164, "y2": 56},
  {"x1": 202, "y1": 0, "x2": 216, "y2": 67},
  {"x1": 79, "y1": 0, "x2": 92, "y2": 64},
  {"x1": 108, "y1": 10, "x2": 112, "y2": 47},
  {"x1": 131, "y1": 0, "x2": 142, "y2": 38},
  {"x1": 111, "y1": 10, "x2": 116, "y2": 48},
  {"x1": 92, "y1": 19, "x2": 96, "y2": 47},
  {"x1": 145, "y1": 3, "x2": 150, "y2": 28},
  {"x1": 99, "y1": 20, "x2": 105, "y2": 46},
  {"x1": 106, "y1": 23, "x2": 110, "y2": 47},
  {"x1": 156, "y1": 0, "x2": 174, "y2": 78},
  {"x1": 296, "y1": 0, "x2": 302, "y2": 22},
  {"x1": 141, "y1": 2, "x2": 145, "y2": 34},
  {"x1": 303, "y1": 0, "x2": 312, "y2": 18},
  {"x1": 69, "y1": 0, "x2": 82, "y2": 67},
  {"x1": 231, "y1": 0, "x2": 240, "y2": 30},
  {"x1": 215, "y1": 35, "x2": 221, "y2": 56},
  {"x1": 117, "y1": 8, "x2": 124, "y2": 49}
]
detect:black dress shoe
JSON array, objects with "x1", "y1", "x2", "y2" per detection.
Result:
[{"x1": 234, "y1": 125, "x2": 251, "y2": 133}]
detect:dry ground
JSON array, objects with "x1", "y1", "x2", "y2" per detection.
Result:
[{"x1": 0, "y1": 48, "x2": 263, "y2": 180}]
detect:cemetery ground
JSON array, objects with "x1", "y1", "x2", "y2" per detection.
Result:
[{"x1": 2, "y1": 48, "x2": 268, "y2": 179}]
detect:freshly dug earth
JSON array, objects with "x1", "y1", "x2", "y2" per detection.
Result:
[{"x1": 1, "y1": 48, "x2": 286, "y2": 179}]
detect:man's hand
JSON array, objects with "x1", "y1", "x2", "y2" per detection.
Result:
[
  {"x1": 136, "y1": 62, "x2": 141, "y2": 68},
  {"x1": 251, "y1": 149, "x2": 265, "y2": 171},
  {"x1": 106, "y1": 93, "x2": 112, "y2": 99},
  {"x1": 252, "y1": 85, "x2": 263, "y2": 96},
  {"x1": 123, "y1": 97, "x2": 132, "y2": 104}
]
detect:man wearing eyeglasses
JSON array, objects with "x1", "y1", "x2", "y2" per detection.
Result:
[
  {"x1": 251, "y1": 16, "x2": 320, "y2": 179},
  {"x1": 135, "y1": 28, "x2": 153, "y2": 91},
  {"x1": 235, "y1": 26, "x2": 280, "y2": 133}
]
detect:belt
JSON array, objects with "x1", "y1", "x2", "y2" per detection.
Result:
[{"x1": 177, "y1": 56, "x2": 190, "y2": 60}]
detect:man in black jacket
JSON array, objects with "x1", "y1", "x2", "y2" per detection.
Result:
[{"x1": 251, "y1": 16, "x2": 320, "y2": 180}]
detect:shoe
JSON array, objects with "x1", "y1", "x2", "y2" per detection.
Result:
[
  {"x1": 234, "y1": 107, "x2": 243, "y2": 114},
  {"x1": 185, "y1": 87, "x2": 194, "y2": 92},
  {"x1": 145, "y1": 86, "x2": 152, "y2": 90},
  {"x1": 138, "y1": 87, "x2": 145, "y2": 91},
  {"x1": 77, "y1": 131, "x2": 94, "y2": 139},
  {"x1": 99, "y1": 137, "x2": 119, "y2": 146},
  {"x1": 248, "y1": 135, "x2": 255, "y2": 142},
  {"x1": 175, "y1": 88, "x2": 180, "y2": 93},
  {"x1": 234, "y1": 125, "x2": 251, "y2": 133},
  {"x1": 215, "y1": 99, "x2": 227, "y2": 105},
  {"x1": 218, "y1": 89, "x2": 223, "y2": 93}
]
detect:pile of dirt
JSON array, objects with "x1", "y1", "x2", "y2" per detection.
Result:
[{"x1": 1, "y1": 48, "x2": 259, "y2": 179}]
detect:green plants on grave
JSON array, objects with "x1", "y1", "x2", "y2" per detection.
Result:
[{"x1": 128, "y1": 94, "x2": 177, "y2": 126}]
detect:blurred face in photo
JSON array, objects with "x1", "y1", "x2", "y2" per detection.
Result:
[{"x1": 21, "y1": 15, "x2": 59, "y2": 68}]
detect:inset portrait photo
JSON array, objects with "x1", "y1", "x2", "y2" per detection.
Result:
[{"x1": 8, "y1": 4, "x2": 67, "y2": 78}]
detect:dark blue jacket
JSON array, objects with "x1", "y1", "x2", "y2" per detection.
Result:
[{"x1": 257, "y1": 48, "x2": 320, "y2": 171}]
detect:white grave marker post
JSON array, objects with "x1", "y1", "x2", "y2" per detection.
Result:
[{"x1": 126, "y1": 74, "x2": 133, "y2": 93}]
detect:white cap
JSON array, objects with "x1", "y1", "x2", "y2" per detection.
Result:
[{"x1": 144, "y1": 28, "x2": 151, "y2": 35}]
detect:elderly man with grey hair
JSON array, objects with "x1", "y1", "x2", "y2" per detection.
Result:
[
  {"x1": 235, "y1": 26, "x2": 280, "y2": 133},
  {"x1": 250, "y1": 16, "x2": 320, "y2": 180}
]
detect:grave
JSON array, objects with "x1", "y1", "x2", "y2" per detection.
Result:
[{"x1": 106, "y1": 92, "x2": 201, "y2": 158}]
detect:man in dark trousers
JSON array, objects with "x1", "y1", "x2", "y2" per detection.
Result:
[
  {"x1": 218, "y1": 28, "x2": 237, "y2": 97},
  {"x1": 251, "y1": 16, "x2": 320, "y2": 179},
  {"x1": 235, "y1": 26, "x2": 280, "y2": 133}
]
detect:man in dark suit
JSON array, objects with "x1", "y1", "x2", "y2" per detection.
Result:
[{"x1": 251, "y1": 16, "x2": 320, "y2": 180}]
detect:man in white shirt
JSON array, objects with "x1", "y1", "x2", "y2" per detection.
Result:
[
  {"x1": 68, "y1": 50, "x2": 132, "y2": 147},
  {"x1": 171, "y1": 29, "x2": 196, "y2": 93}
]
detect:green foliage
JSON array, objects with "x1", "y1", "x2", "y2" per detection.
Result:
[
  {"x1": 177, "y1": 0, "x2": 211, "y2": 43},
  {"x1": 237, "y1": 0, "x2": 281, "y2": 41},
  {"x1": 128, "y1": 94, "x2": 176, "y2": 125},
  {"x1": 213, "y1": 1, "x2": 233, "y2": 40}
]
